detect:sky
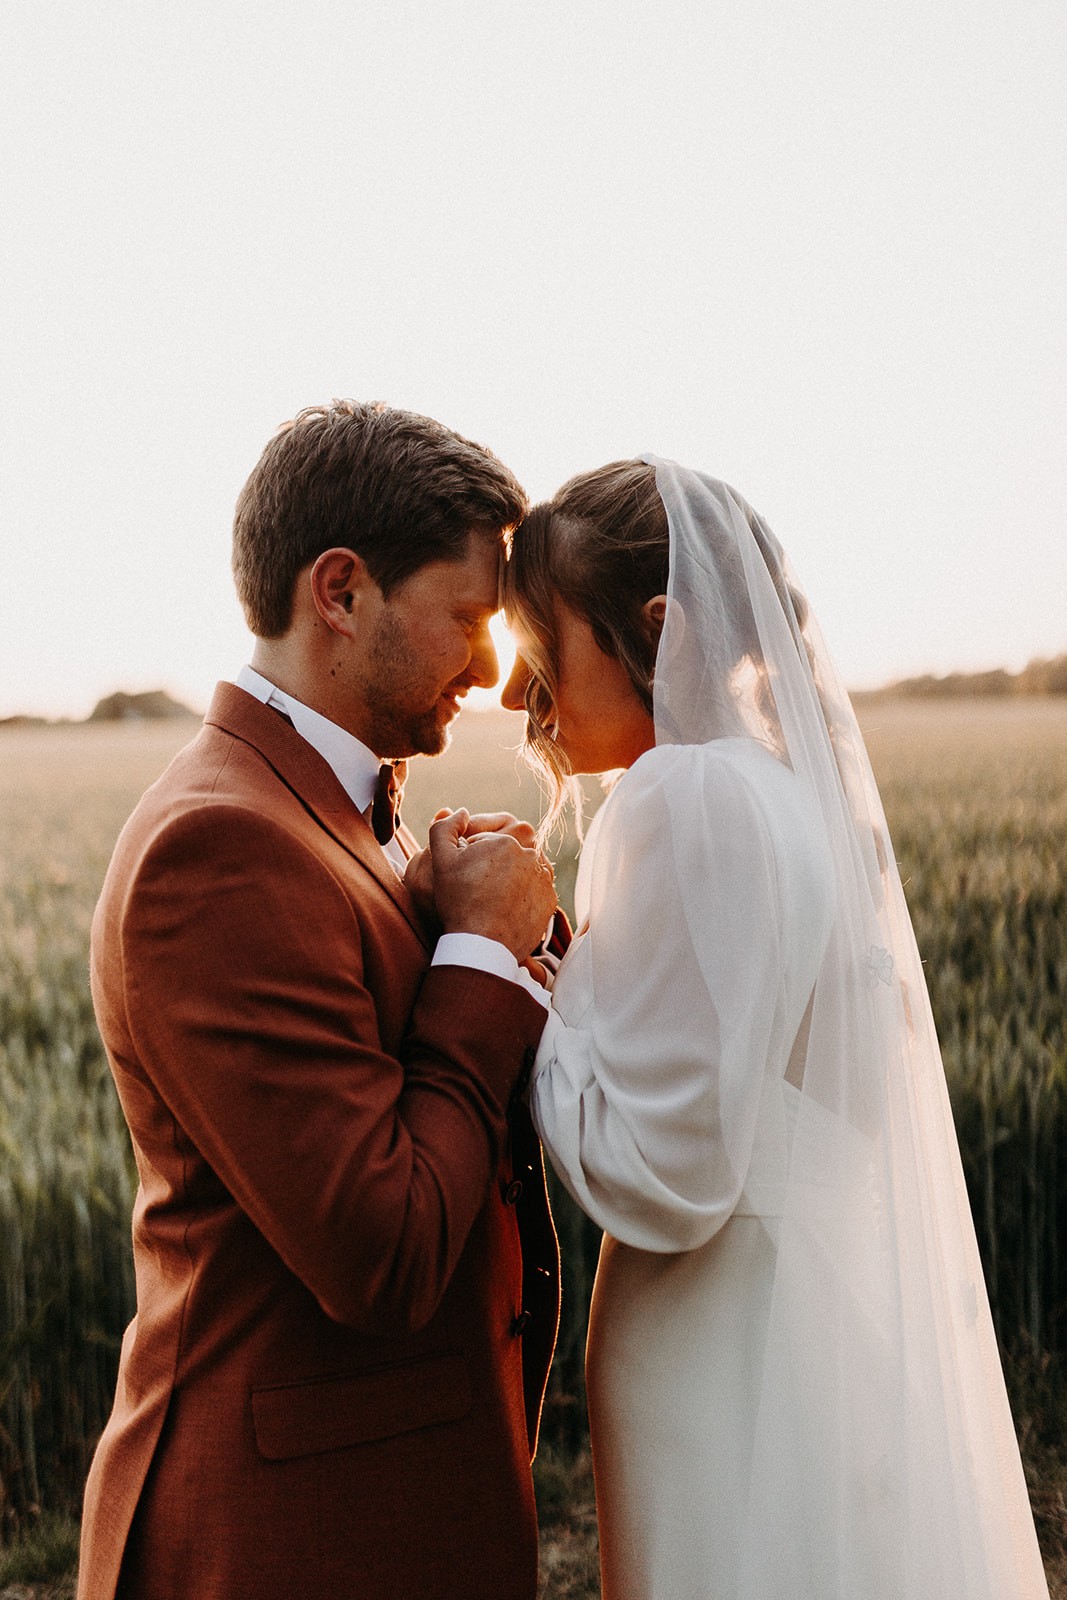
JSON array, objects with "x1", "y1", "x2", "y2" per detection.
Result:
[{"x1": 2, "y1": 0, "x2": 1064, "y2": 720}]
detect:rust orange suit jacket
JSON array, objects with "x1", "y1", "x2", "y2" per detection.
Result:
[{"x1": 78, "y1": 683, "x2": 559, "y2": 1600}]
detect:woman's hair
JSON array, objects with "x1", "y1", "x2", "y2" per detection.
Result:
[
  {"x1": 505, "y1": 459, "x2": 669, "y2": 832},
  {"x1": 506, "y1": 458, "x2": 811, "y2": 833}
]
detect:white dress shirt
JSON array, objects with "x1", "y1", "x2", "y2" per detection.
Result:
[{"x1": 235, "y1": 666, "x2": 548, "y2": 1008}]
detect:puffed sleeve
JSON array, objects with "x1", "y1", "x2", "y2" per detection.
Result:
[{"x1": 530, "y1": 742, "x2": 782, "y2": 1252}]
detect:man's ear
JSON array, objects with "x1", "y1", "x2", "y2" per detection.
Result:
[{"x1": 308, "y1": 548, "x2": 379, "y2": 635}]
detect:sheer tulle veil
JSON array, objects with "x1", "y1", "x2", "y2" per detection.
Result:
[{"x1": 648, "y1": 458, "x2": 1047, "y2": 1596}]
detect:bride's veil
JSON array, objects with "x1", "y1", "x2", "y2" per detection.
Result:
[{"x1": 649, "y1": 458, "x2": 1047, "y2": 1597}]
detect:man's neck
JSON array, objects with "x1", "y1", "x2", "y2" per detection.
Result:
[
  {"x1": 236, "y1": 665, "x2": 387, "y2": 821},
  {"x1": 249, "y1": 644, "x2": 372, "y2": 749}
]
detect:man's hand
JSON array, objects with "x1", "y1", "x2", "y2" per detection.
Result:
[
  {"x1": 403, "y1": 843, "x2": 438, "y2": 926},
  {"x1": 429, "y1": 809, "x2": 558, "y2": 959},
  {"x1": 405, "y1": 810, "x2": 542, "y2": 925}
]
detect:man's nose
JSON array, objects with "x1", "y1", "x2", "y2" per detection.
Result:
[
  {"x1": 468, "y1": 629, "x2": 499, "y2": 689},
  {"x1": 501, "y1": 655, "x2": 531, "y2": 712}
]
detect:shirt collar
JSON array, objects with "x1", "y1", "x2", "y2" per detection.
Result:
[{"x1": 235, "y1": 665, "x2": 382, "y2": 816}]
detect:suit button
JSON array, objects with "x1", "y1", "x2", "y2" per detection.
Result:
[
  {"x1": 504, "y1": 1179, "x2": 524, "y2": 1205},
  {"x1": 511, "y1": 1310, "x2": 531, "y2": 1337}
]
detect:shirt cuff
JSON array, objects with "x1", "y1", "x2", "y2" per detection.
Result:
[{"x1": 432, "y1": 933, "x2": 551, "y2": 1012}]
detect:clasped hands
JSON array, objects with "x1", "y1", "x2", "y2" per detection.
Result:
[{"x1": 405, "y1": 810, "x2": 558, "y2": 971}]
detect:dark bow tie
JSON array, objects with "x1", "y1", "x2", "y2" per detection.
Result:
[{"x1": 370, "y1": 761, "x2": 407, "y2": 845}]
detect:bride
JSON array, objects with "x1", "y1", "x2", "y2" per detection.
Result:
[{"x1": 502, "y1": 459, "x2": 1048, "y2": 1599}]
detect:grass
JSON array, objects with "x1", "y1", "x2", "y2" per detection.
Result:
[
  {"x1": 1, "y1": 697, "x2": 1066, "y2": 1594},
  {"x1": 536, "y1": 1450, "x2": 600, "y2": 1599},
  {"x1": 0, "y1": 1512, "x2": 79, "y2": 1592}
]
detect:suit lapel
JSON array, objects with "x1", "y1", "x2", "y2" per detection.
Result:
[{"x1": 206, "y1": 682, "x2": 432, "y2": 950}]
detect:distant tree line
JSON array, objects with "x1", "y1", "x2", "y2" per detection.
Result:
[
  {"x1": 0, "y1": 690, "x2": 197, "y2": 729},
  {"x1": 864, "y1": 652, "x2": 1067, "y2": 700}
]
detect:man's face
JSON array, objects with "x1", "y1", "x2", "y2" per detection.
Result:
[{"x1": 353, "y1": 532, "x2": 502, "y2": 758}]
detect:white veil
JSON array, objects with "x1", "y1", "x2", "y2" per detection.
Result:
[{"x1": 649, "y1": 459, "x2": 1047, "y2": 1597}]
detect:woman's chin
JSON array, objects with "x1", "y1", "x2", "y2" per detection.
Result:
[{"x1": 564, "y1": 748, "x2": 627, "y2": 780}]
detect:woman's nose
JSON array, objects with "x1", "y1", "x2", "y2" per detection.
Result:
[{"x1": 501, "y1": 654, "x2": 532, "y2": 712}]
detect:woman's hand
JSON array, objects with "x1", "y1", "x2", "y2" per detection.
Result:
[{"x1": 462, "y1": 811, "x2": 539, "y2": 850}]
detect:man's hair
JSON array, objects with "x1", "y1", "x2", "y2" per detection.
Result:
[{"x1": 233, "y1": 400, "x2": 528, "y2": 637}]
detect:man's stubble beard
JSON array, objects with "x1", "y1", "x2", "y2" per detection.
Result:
[{"x1": 355, "y1": 608, "x2": 455, "y2": 760}]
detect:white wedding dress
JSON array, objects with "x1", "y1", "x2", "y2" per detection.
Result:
[
  {"x1": 533, "y1": 737, "x2": 836, "y2": 1598},
  {"x1": 528, "y1": 462, "x2": 1048, "y2": 1600}
]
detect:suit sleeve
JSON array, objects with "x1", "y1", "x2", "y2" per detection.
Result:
[{"x1": 116, "y1": 802, "x2": 546, "y2": 1335}]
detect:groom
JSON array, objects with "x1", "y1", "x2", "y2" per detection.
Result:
[{"x1": 78, "y1": 402, "x2": 561, "y2": 1600}]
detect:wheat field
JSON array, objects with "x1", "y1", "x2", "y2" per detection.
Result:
[{"x1": 1, "y1": 696, "x2": 1065, "y2": 1593}]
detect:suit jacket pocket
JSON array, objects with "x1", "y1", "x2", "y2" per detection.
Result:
[{"x1": 251, "y1": 1353, "x2": 472, "y2": 1461}]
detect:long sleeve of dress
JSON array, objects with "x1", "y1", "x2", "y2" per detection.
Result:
[{"x1": 530, "y1": 741, "x2": 787, "y2": 1253}]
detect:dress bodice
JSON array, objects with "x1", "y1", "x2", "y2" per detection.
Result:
[{"x1": 531, "y1": 736, "x2": 836, "y2": 1251}]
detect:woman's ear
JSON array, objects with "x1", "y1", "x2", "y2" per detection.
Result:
[
  {"x1": 641, "y1": 594, "x2": 669, "y2": 650},
  {"x1": 643, "y1": 594, "x2": 687, "y2": 678}
]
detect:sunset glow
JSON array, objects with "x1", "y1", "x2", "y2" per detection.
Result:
[
  {"x1": 2, "y1": 3, "x2": 1063, "y2": 721},
  {"x1": 469, "y1": 613, "x2": 519, "y2": 711}
]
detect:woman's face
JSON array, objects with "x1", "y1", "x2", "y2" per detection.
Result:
[{"x1": 502, "y1": 600, "x2": 656, "y2": 776}]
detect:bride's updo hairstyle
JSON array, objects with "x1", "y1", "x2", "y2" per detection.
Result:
[
  {"x1": 506, "y1": 458, "x2": 809, "y2": 830},
  {"x1": 505, "y1": 460, "x2": 668, "y2": 829}
]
